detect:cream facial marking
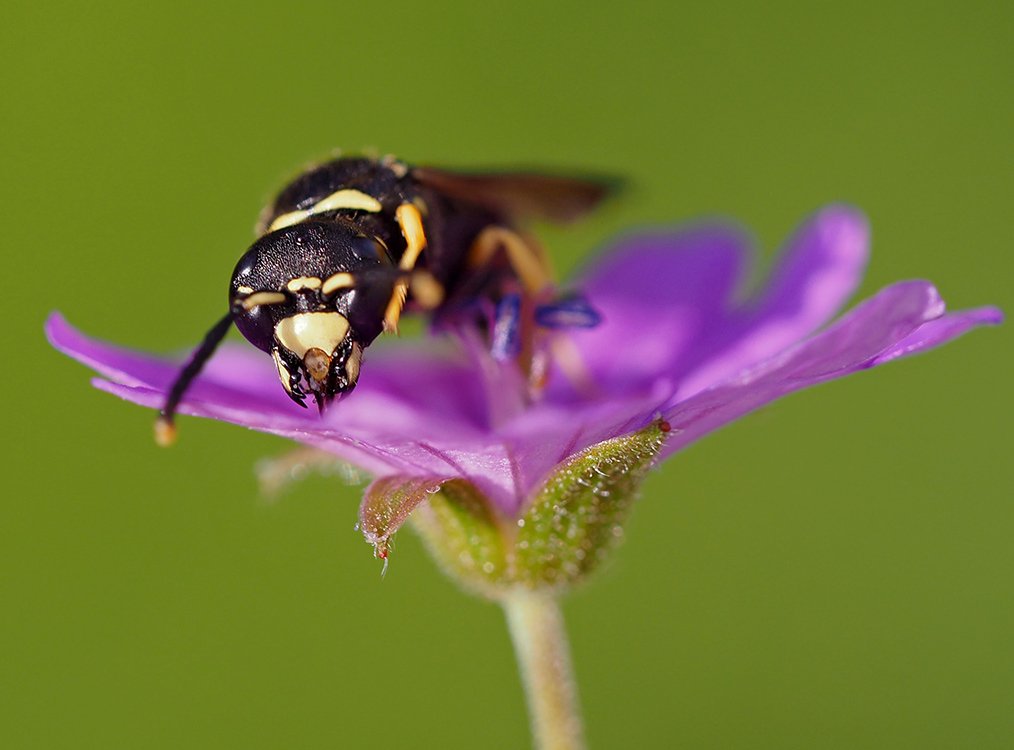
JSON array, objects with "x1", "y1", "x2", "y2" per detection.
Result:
[
  {"x1": 267, "y1": 189, "x2": 384, "y2": 233},
  {"x1": 274, "y1": 312, "x2": 350, "y2": 359},
  {"x1": 241, "y1": 291, "x2": 287, "y2": 310},
  {"x1": 345, "y1": 343, "x2": 363, "y2": 384},
  {"x1": 237, "y1": 285, "x2": 254, "y2": 294},
  {"x1": 272, "y1": 349, "x2": 293, "y2": 394},
  {"x1": 286, "y1": 276, "x2": 322, "y2": 292},
  {"x1": 322, "y1": 272, "x2": 355, "y2": 295}
]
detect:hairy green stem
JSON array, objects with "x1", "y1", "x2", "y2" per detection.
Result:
[{"x1": 503, "y1": 589, "x2": 586, "y2": 750}]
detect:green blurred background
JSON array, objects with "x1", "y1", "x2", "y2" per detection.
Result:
[{"x1": 4, "y1": 1, "x2": 1011, "y2": 747}]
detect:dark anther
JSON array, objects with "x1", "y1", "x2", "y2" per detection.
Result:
[
  {"x1": 491, "y1": 294, "x2": 522, "y2": 361},
  {"x1": 534, "y1": 294, "x2": 602, "y2": 329}
]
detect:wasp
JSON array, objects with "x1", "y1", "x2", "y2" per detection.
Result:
[{"x1": 156, "y1": 154, "x2": 614, "y2": 445}]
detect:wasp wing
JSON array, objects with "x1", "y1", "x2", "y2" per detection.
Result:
[{"x1": 412, "y1": 166, "x2": 622, "y2": 224}]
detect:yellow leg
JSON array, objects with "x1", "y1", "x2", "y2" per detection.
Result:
[
  {"x1": 384, "y1": 202, "x2": 429, "y2": 333},
  {"x1": 410, "y1": 270, "x2": 444, "y2": 310},
  {"x1": 466, "y1": 226, "x2": 553, "y2": 295},
  {"x1": 465, "y1": 227, "x2": 597, "y2": 398}
]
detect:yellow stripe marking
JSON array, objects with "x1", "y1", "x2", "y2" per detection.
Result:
[
  {"x1": 268, "y1": 210, "x2": 309, "y2": 232},
  {"x1": 384, "y1": 202, "x2": 428, "y2": 332},
  {"x1": 312, "y1": 189, "x2": 383, "y2": 215},
  {"x1": 322, "y1": 272, "x2": 355, "y2": 295},
  {"x1": 268, "y1": 189, "x2": 383, "y2": 232},
  {"x1": 241, "y1": 291, "x2": 287, "y2": 310},
  {"x1": 272, "y1": 349, "x2": 293, "y2": 394},
  {"x1": 286, "y1": 276, "x2": 322, "y2": 292},
  {"x1": 345, "y1": 343, "x2": 363, "y2": 384}
]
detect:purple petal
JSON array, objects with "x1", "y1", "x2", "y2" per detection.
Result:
[
  {"x1": 753, "y1": 206, "x2": 870, "y2": 345},
  {"x1": 552, "y1": 206, "x2": 868, "y2": 402},
  {"x1": 547, "y1": 223, "x2": 749, "y2": 397},
  {"x1": 49, "y1": 313, "x2": 572, "y2": 514},
  {"x1": 675, "y1": 205, "x2": 870, "y2": 397},
  {"x1": 499, "y1": 389, "x2": 670, "y2": 511},
  {"x1": 658, "y1": 281, "x2": 999, "y2": 458},
  {"x1": 46, "y1": 312, "x2": 298, "y2": 414},
  {"x1": 46, "y1": 203, "x2": 1001, "y2": 525},
  {"x1": 871, "y1": 306, "x2": 1003, "y2": 365},
  {"x1": 47, "y1": 312, "x2": 250, "y2": 392},
  {"x1": 86, "y1": 374, "x2": 537, "y2": 512},
  {"x1": 47, "y1": 312, "x2": 493, "y2": 431}
]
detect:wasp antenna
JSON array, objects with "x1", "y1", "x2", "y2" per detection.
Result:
[{"x1": 156, "y1": 312, "x2": 234, "y2": 446}]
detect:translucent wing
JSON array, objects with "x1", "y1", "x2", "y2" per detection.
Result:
[{"x1": 412, "y1": 166, "x2": 622, "y2": 223}]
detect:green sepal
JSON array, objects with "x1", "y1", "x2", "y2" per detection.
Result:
[
  {"x1": 359, "y1": 476, "x2": 447, "y2": 559},
  {"x1": 410, "y1": 479, "x2": 511, "y2": 597},
  {"x1": 257, "y1": 447, "x2": 369, "y2": 499},
  {"x1": 512, "y1": 421, "x2": 669, "y2": 590},
  {"x1": 357, "y1": 422, "x2": 669, "y2": 595}
]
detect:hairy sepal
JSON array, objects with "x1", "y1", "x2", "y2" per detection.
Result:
[
  {"x1": 359, "y1": 476, "x2": 447, "y2": 560},
  {"x1": 364, "y1": 422, "x2": 669, "y2": 595},
  {"x1": 411, "y1": 480, "x2": 512, "y2": 597},
  {"x1": 512, "y1": 420, "x2": 669, "y2": 590}
]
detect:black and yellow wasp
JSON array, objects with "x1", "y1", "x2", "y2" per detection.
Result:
[{"x1": 157, "y1": 154, "x2": 614, "y2": 444}]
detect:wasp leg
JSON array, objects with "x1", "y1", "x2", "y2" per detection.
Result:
[
  {"x1": 384, "y1": 202, "x2": 429, "y2": 333},
  {"x1": 465, "y1": 229, "x2": 601, "y2": 398},
  {"x1": 466, "y1": 226, "x2": 553, "y2": 295},
  {"x1": 409, "y1": 269, "x2": 444, "y2": 310},
  {"x1": 464, "y1": 227, "x2": 553, "y2": 382},
  {"x1": 155, "y1": 312, "x2": 233, "y2": 446}
]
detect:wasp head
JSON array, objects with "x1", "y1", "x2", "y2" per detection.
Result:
[{"x1": 229, "y1": 222, "x2": 392, "y2": 413}]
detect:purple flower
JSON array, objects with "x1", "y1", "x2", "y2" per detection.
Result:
[{"x1": 47, "y1": 206, "x2": 1000, "y2": 533}]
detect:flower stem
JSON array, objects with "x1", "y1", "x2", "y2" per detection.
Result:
[{"x1": 503, "y1": 588, "x2": 586, "y2": 750}]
